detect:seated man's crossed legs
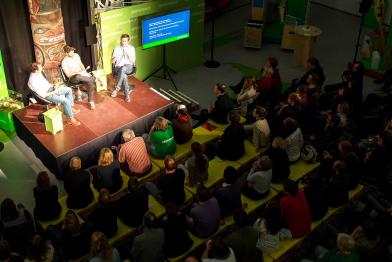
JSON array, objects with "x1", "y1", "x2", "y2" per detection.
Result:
[
  {"x1": 111, "y1": 64, "x2": 134, "y2": 102},
  {"x1": 70, "y1": 74, "x2": 96, "y2": 109}
]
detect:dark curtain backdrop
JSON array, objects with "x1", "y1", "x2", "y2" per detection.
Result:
[{"x1": 0, "y1": 0, "x2": 91, "y2": 102}]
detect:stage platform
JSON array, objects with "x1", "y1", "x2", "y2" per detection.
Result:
[{"x1": 13, "y1": 78, "x2": 173, "y2": 178}]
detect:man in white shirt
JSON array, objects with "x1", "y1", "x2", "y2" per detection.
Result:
[
  {"x1": 28, "y1": 62, "x2": 80, "y2": 126},
  {"x1": 61, "y1": 45, "x2": 96, "y2": 109},
  {"x1": 111, "y1": 34, "x2": 136, "y2": 102}
]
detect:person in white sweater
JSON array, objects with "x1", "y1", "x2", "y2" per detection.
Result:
[
  {"x1": 244, "y1": 106, "x2": 271, "y2": 153},
  {"x1": 283, "y1": 117, "x2": 304, "y2": 163}
]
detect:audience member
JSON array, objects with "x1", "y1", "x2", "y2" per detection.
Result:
[
  {"x1": 162, "y1": 203, "x2": 193, "y2": 258},
  {"x1": 189, "y1": 185, "x2": 221, "y2": 238},
  {"x1": 283, "y1": 117, "x2": 304, "y2": 163},
  {"x1": 244, "y1": 106, "x2": 270, "y2": 153},
  {"x1": 201, "y1": 237, "x2": 236, "y2": 262},
  {"x1": 194, "y1": 83, "x2": 234, "y2": 126},
  {"x1": 0, "y1": 198, "x2": 35, "y2": 256},
  {"x1": 236, "y1": 76, "x2": 257, "y2": 116},
  {"x1": 145, "y1": 116, "x2": 176, "y2": 159},
  {"x1": 33, "y1": 171, "x2": 61, "y2": 221},
  {"x1": 225, "y1": 209, "x2": 260, "y2": 262},
  {"x1": 303, "y1": 175, "x2": 328, "y2": 221},
  {"x1": 146, "y1": 155, "x2": 185, "y2": 206},
  {"x1": 350, "y1": 220, "x2": 390, "y2": 261},
  {"x1": 301, "y1": 233, "x2": 359, "y2": 262},
  {"x1": 326, "y1": 160, "x2": 349, "y2": 207},
  {"x1": 172, "y1": 104, "x2": 193, "y2": 144},
  {"x1": 255, "y1": 60, "x2": 274, "y2": 109},
  {"x1": 276, "y1": 92, "x2": 303, "y2": 122},
  {"x1": 115, "y1": 177, "x2": 149, "y2": 227},
  {"x1": 291, "y1": 57, "x2": 325, "y2": 90},
  {"x1": 338, "y1": 140, "x2": 362, "y2": 190},
  {"x1": 131, "y1": 212, "x2": 165, "y2": 262},
  {"x1": 242, "y1": 156, "x2": 272, "y2": 200},
  {"x1": 216, "y1": 166, "x2": 242, "y2": 217},
  {"x1": 63, "y1": 156, "x2": 94, "y2": 209},
  {"x1": 93, "y1": 148, "x2": 122, "y2": 194},
  {"x1": 25, "y1": 234, "x2": 55, "y2": 262},
  {"x1": 89, "y1": 231, "x2": 121, "y2": 262},
  {"x1": 116, "y1": 128, "x2": 152, "y2": 177},
  {"x1": 47, "y1": 210, "x2": 90, "y2": 260},
  {"x1": 185, "y1": 142, "x2": 209, "y2": 187},
  {"x1": 207, "y1": 111, "x2": 245, "y2": 161},
  {"x1": 0, "y1": 240, "x2": 23, "y2": 262},
  {"x1": 350, "y1": 62, "x2": 364, "y2": 120},
  {"x1": 280, "y1": 179, "x2": 312, "y2": 238},
  {"x1": 254, "y1": 201, "x2": 292, "y2": 253},
  {"x1": 268, "y1": 137, "x2": 290, "y2": 183},
  {"x1": 87, "y1": 188, "x2": 118, "y2": 238}
]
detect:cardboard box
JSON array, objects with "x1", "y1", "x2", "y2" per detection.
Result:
[
  {"x1": 244, "y1": 21, "x2": 263, "y2": 48},
  {"x1": 251, "y1": 7, "x2": 264, "y2": 21},
  {"x1": 281, "y1": 24, "x2": 297, "y2": 50}
]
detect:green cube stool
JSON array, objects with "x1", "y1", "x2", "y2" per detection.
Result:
[{"x1": 43, "y1": 108, "x2": 63, "y2": 134}]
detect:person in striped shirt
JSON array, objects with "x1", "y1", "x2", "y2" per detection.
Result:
[{"x1": 116, "y1": 129, "x2": 152, "y2": 177}]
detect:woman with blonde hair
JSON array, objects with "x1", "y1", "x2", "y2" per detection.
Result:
[
  {"x1": 89, "y1": 231, "x2": 121, "y2": 262},
  {"x1": 145, "y1": 116, "x2": 176, "y2": 159},
  {"x1": 93, "y1": 148, "x2": 122, "y2": 193},
  {"x1": 268, "y1": 137, "x2": 290, "y2": 183}
]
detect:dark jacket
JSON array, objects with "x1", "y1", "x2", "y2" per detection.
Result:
[
  {"x1": 211, "y1": 94, "x2": 234, "y2": 124},
  {"x1": 327, "y1": 174, "x2": 349, "y2": 207},
  {"x1": 88, "y1": 203, "x2": 118, "y2": 238},
  {"x1": 304, "y1": 184, "x2": 328, "y2": 221},
  {"x1": 162, "y1": 212, "x2": 193, "y2": 257},
  {"x1": 34, "y1": 186, "x2": 62, "y2": 221},
  {"x1": 116, "y1": 187, "x2": 149, "y2": 227},
  {"x1": 63, "y1": 169, "x2": 94, "y2": 209},
  {"x1": 268, "y1": 147, "x2": 290, "y2": 183},
  {"x1": 219, "y1": 123, "x2": 245, "y2": 161},
  {"x1": 216, "y1": 180, "x2": 242, "y2": 217},
  {"x1": 157, "y1": 169, "x2": 185, "y2": 206}
]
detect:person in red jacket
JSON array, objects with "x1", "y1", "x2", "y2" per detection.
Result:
[{"x1": 280, "y1": 179, "x2": 312, "y2": 238}]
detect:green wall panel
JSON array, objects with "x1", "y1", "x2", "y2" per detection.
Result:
[
  {"x1": 99, "y1": 0, "x2": 205, "y2": 80},
  {"x1": 0, "y1": 50, "x2": 8, "y2": 99}
]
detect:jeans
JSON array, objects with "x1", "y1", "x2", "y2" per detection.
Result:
[
  {"x1": 47, "y1": 86, "x2": 74, "y2": 119},
  {"x1": 115, "y1": 64, "x2": 135, "y2": 99},
  {"x1": 142, "y1": 133, "x2": 158, "y2": 158},
  {"x1": 70, "y1": 74, "x2": 95, "y2": 102}
]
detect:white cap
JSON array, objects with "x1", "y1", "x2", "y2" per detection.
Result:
[{"x1": 177, "y1": 104, "x2": 186, "y2": 111}]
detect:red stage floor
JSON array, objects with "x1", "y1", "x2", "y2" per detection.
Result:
[{"x1": 13, "y1": 78, "x2": 173, "y2": 176}]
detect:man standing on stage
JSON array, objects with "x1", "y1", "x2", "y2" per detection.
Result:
[
  {"x1": 28, "y1": 62, "x2": 80, "y2": 126},
  {"x1": 61, "y1": 45, "x2": 96, "y2": 110},
  {"x1": 111, "y1": 34, "x2": 136, "y2": 103}
]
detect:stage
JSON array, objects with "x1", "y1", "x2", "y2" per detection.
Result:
[{"x1": 13, "y1": 78, "x2": 173, "y2": 178}]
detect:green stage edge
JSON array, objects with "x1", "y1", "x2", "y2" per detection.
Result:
[{"x1": 143, "y1": 33, "x2": 189, "y2": 49}]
